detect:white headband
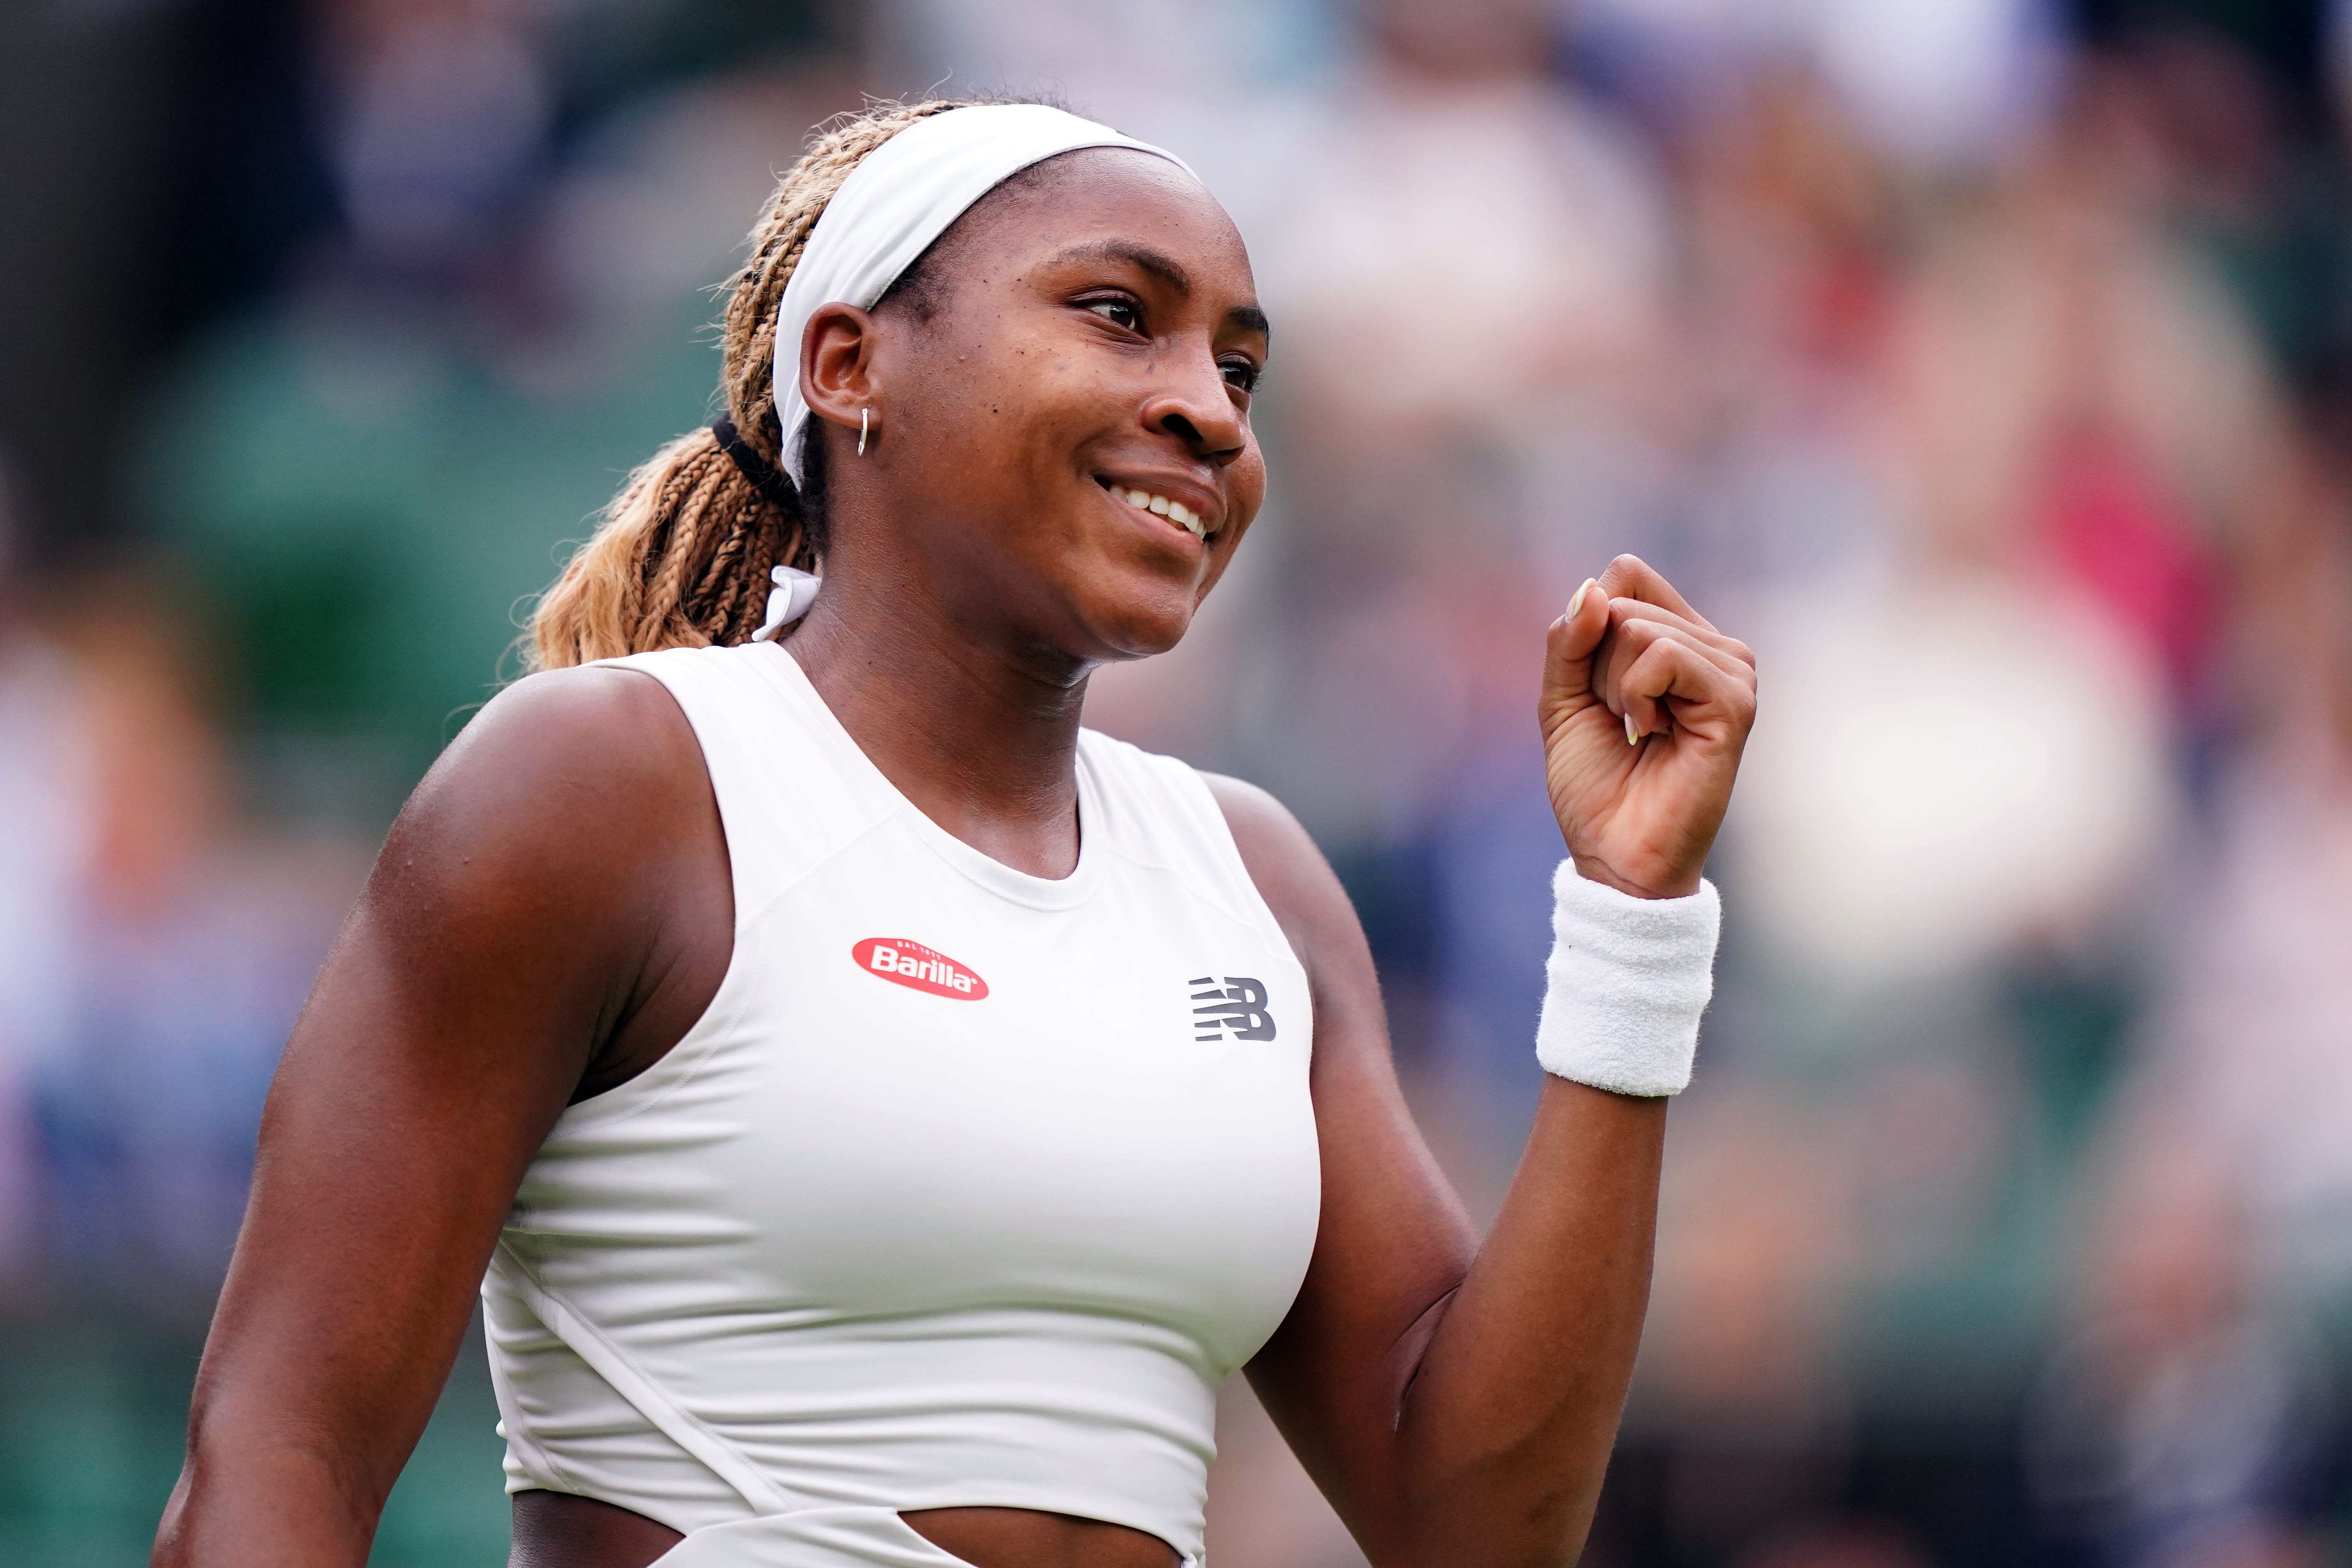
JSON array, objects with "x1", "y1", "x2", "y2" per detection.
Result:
[{"x1": 769, "y1": 103, "x2": 1194, "y2": 488}]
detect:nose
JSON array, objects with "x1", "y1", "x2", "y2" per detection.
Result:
[{"x1": 1139, "y1": 343, "x2": 1246, "y2": 466}]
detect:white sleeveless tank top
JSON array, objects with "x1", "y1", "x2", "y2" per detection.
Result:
[{"x1": 482, "y1": 642, "x2": 1321, "y2": 1567}]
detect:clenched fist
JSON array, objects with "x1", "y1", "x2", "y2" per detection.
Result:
[{"x1": 1540, "y1": 555, "x2": 1757, "y2": 900}]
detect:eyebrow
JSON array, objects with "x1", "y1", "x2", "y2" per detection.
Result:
[
  {"x1": 1049, "y1": 240, "x2": 1271, "y2": 342},
  {"x1": 1052, "y1": 239, "x2": 1194, "y2": 295}
]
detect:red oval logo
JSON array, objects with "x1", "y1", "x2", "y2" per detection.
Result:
[{"x1": 852, "y1": 937, "x2": 989, "y2": 1000}]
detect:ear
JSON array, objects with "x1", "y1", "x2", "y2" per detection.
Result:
[{"x1": 800, "y1": 303, "x2": 881, "y2": 437}]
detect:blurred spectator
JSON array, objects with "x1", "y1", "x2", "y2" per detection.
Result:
[
  {"x1": 1577, "y1": 0, "x2": 2062, "y2": 169},
  {"x1": 0, "y1": 465, "x2": 93, "y2": 1289},
  {"x1": 1237, "y1": 0, "x2": 1674, "y2": 869},
  {"x1": 316, "y1": 0, "x2": 556, "y2": 278},
  {"x1": 143, "y1": 53, "x2": 865, "y2": 825},
  {"x1": 1730, "y1": 1518, "x2": 1934, "y2": 1568},
  {"x1": 1628, "y1": 1085, "x2": 1863, "y2": 1560},
  {"x1": 2077, "y1": 382, "x2": 2352, "y2": 1323},
  {"x1": 2029, "y1": 1160, "x2": 2336, "y2": 1567},
  {"x1": 23, "y1": 580, "x2": 349, "y2": 1316}
]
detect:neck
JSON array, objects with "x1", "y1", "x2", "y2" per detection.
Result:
[{"x1": 783, "y1": 560, "x2": 1092, "y2": 881}]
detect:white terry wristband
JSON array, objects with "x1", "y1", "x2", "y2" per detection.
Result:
[{"x1": 1533, "y1": 861, "x2": 1721, "y2": 1097}]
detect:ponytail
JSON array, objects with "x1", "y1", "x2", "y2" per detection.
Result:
[{"x1": 529, "y1": 98, "x2": 974, "y2": 669}]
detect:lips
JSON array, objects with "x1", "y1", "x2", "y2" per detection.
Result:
[{"x1": 1099, "y1": 478, "x2": 1212, "y2": 540}]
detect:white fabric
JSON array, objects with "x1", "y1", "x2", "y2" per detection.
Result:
[
  {"x1": 485, "y1": 641, "x2": 1318, "y2": 1567},
  {"x1": 1534, "y1": 861, "x2": 1721, "y2": 1097},
  {"x1": 770, "y1": 104, "x2": 1194, "y2": 485},
  {"x1": 749, "y1": 564, "x2": 821, "y2": 641},
  {"x1": 637, "y1": 1506, "x2": 977, "y2": 1566}
]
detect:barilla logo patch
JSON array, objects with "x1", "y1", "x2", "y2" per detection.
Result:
[{"x1": 853, "y1": 937, "x2": 988, "y2": 1000}]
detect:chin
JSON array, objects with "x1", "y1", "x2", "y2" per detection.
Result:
[{"x1": 1077, "y1": 585, "x2": 1200, "y2": 662}]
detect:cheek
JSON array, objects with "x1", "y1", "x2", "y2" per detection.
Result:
[
  {"x1": 1217, "y1": 446, "x2": 1269, "y2": 552},
  {"x1": 1231, "y1": 443, "x2": 1268, "y2": 517},
  {"x1": 891, "y1": 319, "x2": 1064, "y2": 459},
  {"x1": 936, "y1": 327, "x2": 1100, "y2": 445}
]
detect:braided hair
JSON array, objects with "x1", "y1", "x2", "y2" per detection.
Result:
[{"x1": 529, "y1": 97, "x2": 978, "y2": 669}]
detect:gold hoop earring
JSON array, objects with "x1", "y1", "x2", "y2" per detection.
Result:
[{"x1": 858, "y1": 407, "x2": 870, "y2": 457}]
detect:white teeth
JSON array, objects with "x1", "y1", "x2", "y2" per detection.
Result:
[{"x1": 1112, "y1": 485, "x2": 1207, "y2": 539}]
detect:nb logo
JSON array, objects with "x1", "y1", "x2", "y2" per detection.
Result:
[{"x1": 1191, "y1": 976, "x2": 1276, "y2": 1042}]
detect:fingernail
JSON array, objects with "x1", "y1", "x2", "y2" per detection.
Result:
[
  {"x1": 1626, "y1": 711, "x2": 1640, "y2": 746},
  {"x1": 1569, "y1": 578, "x2": 1596, "y2": 619}
]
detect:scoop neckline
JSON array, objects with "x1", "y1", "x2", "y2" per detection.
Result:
[{"x1": 751, "y1": 641, "x2": 1105, "y2": 912}]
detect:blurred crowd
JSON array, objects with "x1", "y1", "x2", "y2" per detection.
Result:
[{"x1": 4, "y1": 0, "x2": 2351, "y2": 1563}]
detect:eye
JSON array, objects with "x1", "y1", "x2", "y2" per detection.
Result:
[
  {"x1": 1220, "y1": 356, "x2": 1261, "y2": 395},
  {"x1": 1084, "y1": 297, "x2": 1143, "y2": 333}
]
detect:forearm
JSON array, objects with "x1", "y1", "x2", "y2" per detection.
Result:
[
  {"x1": 151, "y1": 1144, "x2": 507, "y2": 1566},
  {"x1": 1388, "y1": 1078, "x2": 1666, "y2": 1567},
  {"x1": 151, "y1": 1252, "x2": 490, "y2": 1568},
  {"x1": 1368, "y1": 858, "x2": 1711, "y2": 1560},
  {"x1": 153, "y1": 1425, "x2": 384, "y2": 1568}
]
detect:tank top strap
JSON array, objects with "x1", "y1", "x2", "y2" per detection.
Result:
[{"x1": 600, "y1": 644, "x2": 892, "y2": 928}]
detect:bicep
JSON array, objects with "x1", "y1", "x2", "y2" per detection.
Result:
[
  {"x1": 1205, "y1": 777, "x2": 1476, "y2": 1515},
  {"x1": 194, "y1": 669, "x2": 714, "y2": 1487}
]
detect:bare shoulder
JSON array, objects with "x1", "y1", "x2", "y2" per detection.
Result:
[
  {"x1": 1200, "y1": 771, "x2": 1313, "y2": 865},
  {"x1": 429, "y1": 663, "x2": 700, "y2": 808},
  {"x1": 1200, "y1": 772, "x2": 1329, "y2": 903},
  {"x1": 1199, "y1": 772, "x2": 1367, "y2": 992},
  {"x1": 376, "y1": 662, "x2": 715, "y2": 920}
]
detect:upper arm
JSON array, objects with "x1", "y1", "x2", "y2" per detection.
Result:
[
  {"x1": 1203, "y1": 775, "x2": 1476, "y2": 1523},
  {"x1": 188, "y1": 665, "x2": 727, "y2": 1502}
]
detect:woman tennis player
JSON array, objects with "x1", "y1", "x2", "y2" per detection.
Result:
[{"x1": 154, "y1": 101, "x2": 1754, "y2": 1568}]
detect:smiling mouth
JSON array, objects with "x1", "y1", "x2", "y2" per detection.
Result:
[{"x1": 1101, "y1": 480, "x2": 1209, "y2": 541}]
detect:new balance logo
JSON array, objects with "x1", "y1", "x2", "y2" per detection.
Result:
[{"x1": 1191, "y1": 977, "x2": 1276, "y2": 1042}]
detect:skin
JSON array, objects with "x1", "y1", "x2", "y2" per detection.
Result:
[{"x1": 152, "y1": 147, "x2": 1756, "y2": 1568}]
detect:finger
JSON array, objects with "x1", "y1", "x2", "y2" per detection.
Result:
[
  {"x1": 1603, "y1": 605, "x2": 1755, "y2": 699},
  {"x1": 1540, "y1": 575, "x2": 1611, "y2": 706},
  {"x1": 1620, "y1": 635, "x2": 1756, "y2": 743},
  {"x1": 1597, "y1": 618, "x2": 1754, "y2": 720},
  {"x1": 1596, "y1": 553, "x2": 1714, "y2": 634},
  {"x1": 1602, "y1": 623, "x2": 1749, "y2": 731},
  {"x1": 1608, "y1": 596, "x2": 1754, "y2": 668}
]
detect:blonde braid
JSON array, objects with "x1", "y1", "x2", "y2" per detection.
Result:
[{"x1": 529, "y1": 97, "x2": 978, "y2": 669}]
